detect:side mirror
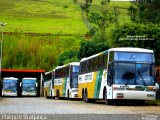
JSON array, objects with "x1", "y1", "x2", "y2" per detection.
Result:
[
  {"x1": 156, "y1": 83, "x2": 159, "y2": 92},
  {"x1": 36, "y1": 83, "x2": 38, "y2": 87},
  {"x1": 107, "y1": 64, "x2": 113, "y2": 86},
  {"x1": 20, "y1": 82, "x2": 22, "y2": 87}
]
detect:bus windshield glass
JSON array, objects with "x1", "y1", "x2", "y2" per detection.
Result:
[
  {"x1": 72, "y1": 66, "x2": 79, "y2": 73},
  {"x1": 114, "y1": 62, "x2": 155, "y2": 86},
  {"x1": 114, "y1": 52, "x2": 154, "y2": 62},
  {"x1": 71, "y1": 66, "x2": 79, "y2": 88},
  {"x1": 3, "y1": 79, "x2": 18, "y2": 92},
  {"x1": 22, "y1": 79, "x2": 36, "y2": 93}
]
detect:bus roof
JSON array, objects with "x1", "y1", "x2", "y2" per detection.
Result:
[
  {"x1": 108, "y1": 47, "x2": 153, "y2": 53},
  {"x1": 45, "y1": 71, "x2": 52, "y2": 75},
  {"x1": 3, "y1": 77, "x2": 18, "y2": 80},
  {"x1": 22, "y1": 78, "x2": 37, "y2": 80},
  {"x1": 80, "y1": 47, "x2": 154, "y2": 62},
  {"x1": 45, "y1": 69, "x2": 55, "y2": 75},
  {"x1": 55, "y1": 62, "x2": 80, "y2": 69}
]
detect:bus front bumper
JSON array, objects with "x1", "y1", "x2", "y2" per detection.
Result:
[{"x1": 113, "y1": 91, "x2": 156, "y2": 100}]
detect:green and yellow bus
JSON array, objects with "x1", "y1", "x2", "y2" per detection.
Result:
[
  {"x1": 54, "y1": 62, "x2": 80, "y2": 99},
  {"x1": 44, "y1": 70, "x2": 54, "y2": 98},
  {"x1": 78, "y1": 47, "x2": 158, "y2": 104}
]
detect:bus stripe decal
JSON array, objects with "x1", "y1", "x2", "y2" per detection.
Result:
[
  {"x1": 63, "y1": 78, "x2": 67, "y2": 97},
  {"x1": 94, "y1": 70, "x2": 103, "y2": 98}
]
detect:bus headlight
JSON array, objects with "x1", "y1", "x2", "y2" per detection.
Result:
[
  {"x1": 147, "y1": 94, "x2": 154, "y2": 97},
  {"x1": 156, "y1": 83, "x2": 159, "y2": 92},
  {"x1": 72, "y1": 89, "x2": 78, "y2": 92},
  {"x1": 117, "y1": 93, "x2": 124, "y2": 98}
]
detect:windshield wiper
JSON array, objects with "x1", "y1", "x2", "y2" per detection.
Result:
[{"x1": 138, "y1": 70, "x2": 147, "y2": 86}]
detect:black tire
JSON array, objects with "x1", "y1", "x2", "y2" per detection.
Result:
[
  {"x1": 67, "y1": 90, "x2": 70, "y2": 100},
  {"x1": 55, "y1": 90, "x2": 60, "y2": 100},
  {"x1": 82, "y1": 91, "x2": 86, "y2": 102},
  {"x1": 104, "y1": 89, "x2": 112, "y2": 105},
  {"x1": 50, "y1": 91, "x2": 52, "y2": 99},
  {"x1": 83, "y1": 90, "x2": 91, "y2": 103},
  {"x1": 85, "y1": 91, "x2": 89, "y2": 103}
]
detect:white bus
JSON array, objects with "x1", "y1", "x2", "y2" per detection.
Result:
[
  {"x1": 78, "y1": 47, "x2": 157, "y2": 104},
  {"x1": 54, "y1": 62, "x2": 80, "y2": 99},
  {"x1": 2, "y1": 77, "x2": 19, "y2": 96},
  {"x1": 44, "y1": 70, "x2": 54, "y2": 98},
  {"x1": 21, "y1": 78, "x2": 37, "y2": 96}
]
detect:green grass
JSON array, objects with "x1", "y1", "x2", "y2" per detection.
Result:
[
  {"x1": 0, "y1": 0, "x2": 87, "y2": 34},
  {"x1": 0, "y1": 0, "x2": 132, "y2": 70},
  {"x1": 0, "y1": 0, "x2": 132, "y2": 34},
  {"x1": 2, "y1": 33, "x2": 82, "y2": 71},
  {"x1": 78, "y1": 0, "x2": 131, "y2": 24}
]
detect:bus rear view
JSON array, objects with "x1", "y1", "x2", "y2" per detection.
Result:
[
  {"x1": 2, "y1": 77, "x2": 19, "y2": 96},
  {"x1": 21, "y1": 78, "x2": 37, "y2": 96}
]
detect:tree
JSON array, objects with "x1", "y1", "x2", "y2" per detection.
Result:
[
  {"x1": 128, "y1": 0, "x2": 160, "y2": 24},
  {"x1": 80, "y1": 0, "x2": 93, "y2": 17},
  {"x1": 88, "y1": 1, "x2": 119, "y2": 42},
  {"x1": 57, "y1": 50, "x2": 79, "y2": 66},
  {"x1": 112, "y1": 23, "x2": 160, "y2": 65},
  {"x1": 78, "y1": 40, "x2": 109, "y2": 59}
]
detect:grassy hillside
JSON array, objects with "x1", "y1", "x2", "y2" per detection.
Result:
[
  {"x1": 0, "y1": 0, "x2": 132, "y2": 71},
  {"x1": 0, "y1": 0, "x2": 87, "y2": 71},
  {"x1": 78, "y1": 0, "x2": 131, "y2": 24},
  {"x1": 0, "y1": 0, "x2": 87, "y2": 34}
]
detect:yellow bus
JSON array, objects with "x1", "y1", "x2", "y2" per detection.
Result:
[
  {"x1": 54, "y1": 62, "x2": 80, "y2": 99},
  {"x1": 44, "y1": 70, "x2": 54, "y2": 98},
  {"x1": 78, "y1": 48, "x2": 158, "y2": 104}
]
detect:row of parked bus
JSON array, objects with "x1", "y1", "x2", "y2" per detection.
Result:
[
  {"x1": 44, "y1": 47, "x2": 159, "y2": 104},
  {"x1": 1, "y1": 77, "x2": 38, "y2": 97}
]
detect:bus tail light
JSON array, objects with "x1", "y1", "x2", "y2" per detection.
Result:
[{"x1": 117, "y1": 93, "x2": 124, "y2": 98}]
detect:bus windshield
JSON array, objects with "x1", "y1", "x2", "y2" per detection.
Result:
[
  {"x1": 114, "y1": 52, "x2": 154, "y2": 62},
  {"x1": 71, "y1": 66, "x2": 79, "y2": 88},
  {"x1": 22, "y1": 79, "x2": 36, "y2": 93},
  {"x1": 71, "y1": 74, "x2": 78, "y2": 88},
  {"x1": 3, "y1": 79, "x2": 18, "y2": 92},
  {"x1": 72, "y1": 66, "x2": 79, "y2": 73},
  {"x1": 114, "y1": 62, "x2": 155, "y2": 86}
]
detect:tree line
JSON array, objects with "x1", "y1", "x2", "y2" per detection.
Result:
[
  {"x1": 58, "y1": 0, "x2": 160, "y2": 66},
  {"x1": 2, "y1": 0, "x2": 160, "y2": 70}
]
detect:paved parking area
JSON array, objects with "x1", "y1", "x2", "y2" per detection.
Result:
[{"x1": 0, "y1": 97, "x2": 159, "y2": 120}]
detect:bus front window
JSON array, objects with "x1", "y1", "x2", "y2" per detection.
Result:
[
  {"x1": 71, "y1": 74, "x2": 78, "y2": 88},
  {"x1": 73, "y1": 66, "x2": 79, "y2": 73},
  {"x1": 71, "y1": 66, "x2": 79, "y2": 88},
  {"x1": 22, "y1": 80, "x2": 36, "y2": 93},
  {"x1": 113, "y1": 62, "x2": 155, "y2": 86},
  {"x1": 114, "y1": 63, "x2": 135, "y2": 85},
  {"x1": 3, "y1": 80, "x2": 18, "y2": 92},
  {"x1": 136, "y1": 64, "x2": 155, "y2": 86}
]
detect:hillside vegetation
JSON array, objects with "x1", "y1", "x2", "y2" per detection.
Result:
[
  {"x1": 0, "y1": 0, "x2": 132, "y2": 71},
  {"x1": 0, "y1": 0, "x2": 87, "y2": 34}
]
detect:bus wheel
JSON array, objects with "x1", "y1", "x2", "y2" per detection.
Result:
[
  {"x1": 82, "y1": 91, "x2": 85, "y2": 102},
  {"x1": 83, "y1": 90, "x2": 90, "y2": 103},
  {"x1": 85, "y1": 91, "x2": 89, "y2": 103},
  {"x1": 104, "y1": 89, "x2": 112, "y2": 105},
  {"x1": 67, "y1": 90, "x2": 70, "y2": 100},
  {"x1": 50, "y1": 91, "x2": 52, "y2": 99},
  {"x1": 55, "y1": 90, "x2": 59, "y2": 100}
]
